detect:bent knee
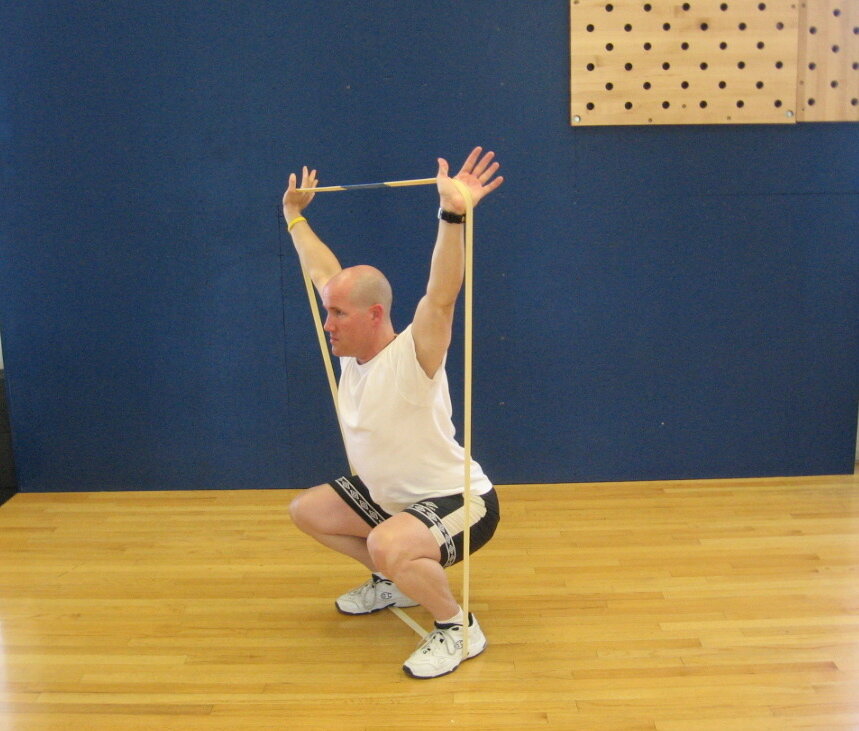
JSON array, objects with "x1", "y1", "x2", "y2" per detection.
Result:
[
  {"x1": 288, "y1": 484, "x2": 330, "y2": 532},
  {"x1": 366, "y1": 528, "x2": 399, "y2": 575},
  {"x1": 288, "y1": 484, "x2": 373, "y2": 539},
  {"x1": 288, "y1": 493, "x2": 309, "y2": 531},
  {"x1": 366, "y1": 519, "x2": 440, "y2": 574}
]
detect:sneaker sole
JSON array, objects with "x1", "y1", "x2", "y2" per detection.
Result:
[
  {"x1": 335, "y1": 600, "x2": 420, "y2": 616},
  {"x1": 402, "y1": 641, "x2": 487, "y2": 679}
]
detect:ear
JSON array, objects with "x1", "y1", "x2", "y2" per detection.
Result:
[{"x1": 368, "y1": 303, "x2": 384, "y2": 323}]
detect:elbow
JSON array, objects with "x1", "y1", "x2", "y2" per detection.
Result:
[{"x1": 424, "y1": 290, "x2": 458, "y2": 312}]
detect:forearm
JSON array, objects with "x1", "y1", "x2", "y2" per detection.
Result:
[{"x1": 424, "y1": 220, "x2": 464, "y2": 308}]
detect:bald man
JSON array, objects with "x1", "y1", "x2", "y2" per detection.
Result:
[{"x1": 282, "y1": 147, "x2": 503, "y2": 679}]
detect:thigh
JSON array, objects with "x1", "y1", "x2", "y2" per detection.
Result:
[
  {"x1": 405, "y1": 488, "x2": 500, "y2": 568},
  {"x1": 289, "y1": 483, "x2": 374, "y2": 538}
]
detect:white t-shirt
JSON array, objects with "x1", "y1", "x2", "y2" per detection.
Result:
[{"x1": 338, "y1": 324, "x2": 493, "y2": 514}]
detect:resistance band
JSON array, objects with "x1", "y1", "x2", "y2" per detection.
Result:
[
  {"x1": 451, "y1": 178, "x2": 474, "y2": 659},
  {"x1": 295, "y1": 175, "x2": 476, "y2": 658},
  {"x1": 296, "y1": 177, "x2": 436, "y2": 193}
]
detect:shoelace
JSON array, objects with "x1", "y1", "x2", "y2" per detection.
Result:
[
  {"x1": 417, "y1": 627, "x2": 460, "y2": 657},
  {"x1": 348, "y1": 578, "x2": 388, "y2": 610}
]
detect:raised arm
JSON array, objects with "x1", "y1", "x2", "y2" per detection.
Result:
[
  {"x1": 412, "y1": 147, "x2": 503, "y2": 378},
  {"x1": 283, "y1": 166, "x2": 342, "y2": 293}
]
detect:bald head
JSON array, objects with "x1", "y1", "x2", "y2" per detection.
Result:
[
  {"x1": 328, "y1": 265, "x2": 393, "y2": 316},
  {"x1": 320, "y1": 265, "x2": 397, "y2": 362}
]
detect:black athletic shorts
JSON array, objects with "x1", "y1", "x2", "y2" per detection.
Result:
[{"x1": 328, "y1": 475, "x2": 500, "y2": 568}]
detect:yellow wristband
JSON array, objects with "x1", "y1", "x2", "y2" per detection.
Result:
[{"x1": 287, "y1": 216, "x2": 307, "y2": 232}]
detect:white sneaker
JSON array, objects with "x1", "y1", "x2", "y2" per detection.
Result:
[
  {"x1": 402, "y1": 614, "x2": 487, "y2": 679},
  {"x1": 335, "y1": 574, "x2": 419, "y2": 615}
]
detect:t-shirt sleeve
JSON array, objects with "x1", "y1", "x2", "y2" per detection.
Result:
[{"x1": 393, "y1": 325, "x2": 443, "y2": 405}]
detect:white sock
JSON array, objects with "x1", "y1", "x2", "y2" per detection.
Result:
[{"x1": 437, "y1": 607, "x2": 465, "y2": 626}]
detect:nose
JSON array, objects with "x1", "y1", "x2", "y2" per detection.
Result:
[{"x1": 323, "y1": 312, "x2": 334, "y2": 332}]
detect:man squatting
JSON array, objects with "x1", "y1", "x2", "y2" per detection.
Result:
[{"x1": 283, "y1": 146, "x2": 503, "y2": 678}]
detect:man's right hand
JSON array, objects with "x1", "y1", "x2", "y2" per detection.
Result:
[{"x1": 283, "y1": 166, "x2": 318, "y2": 222}]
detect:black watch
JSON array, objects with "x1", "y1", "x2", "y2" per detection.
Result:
[{"x1": 438, "y1": 207, "x2": 466, "y2": 224}]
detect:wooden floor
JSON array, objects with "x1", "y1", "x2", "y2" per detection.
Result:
[{"x1": 1, "y1": 473, "x2": 858, "y2": 730}]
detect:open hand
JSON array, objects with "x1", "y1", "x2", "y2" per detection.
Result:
[
  {"x1": 436, "y1": 147, "x2": 504, "y2": 215},
  {"x1": 283, "y1": 166, "x2": 318, "y2": 221}
]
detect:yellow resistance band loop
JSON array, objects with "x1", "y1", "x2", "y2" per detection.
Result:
[
  {"x1": 450, "y1": 178, "x2": 474, "y2": 659},
  {"x1": 294, "y1": 176, "x2": 476, "y2": 649}
]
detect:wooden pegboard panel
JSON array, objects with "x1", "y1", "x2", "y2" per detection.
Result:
[
  {"x1": 570, "y1": 0, "x2": 800, "y2": 125},
  {"x1": 796, "y1": 0, "x2": 859, "y2": 121}
]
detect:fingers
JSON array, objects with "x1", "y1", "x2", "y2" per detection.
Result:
[
  {"x1": 284, "y1": 167, "x2": 318, "y2": 214},
  {"x1": 300, "y1": 166, "x2": 318, "y2": 190},
  {"x1": 458, "y1": 146, "x2": 482, "y2": 174},
  {"x1": 477, "y1": 160, "x2": 500, "y2": 184},
  {"x1": 437, "y1": 157, "x2": 450, "y2": 178},
  {"x1": 470, "y1": 150, "x2": 495, "y2": 180},
  {"x1": 459, "y1": 146, "x2": 495, "y2": 173},
  {"x1": 457, "y1": 147, "x2": 500, "y2": 184},
  {"x1": 483, "y1": 174, "x2": 504, "y2": 194}
]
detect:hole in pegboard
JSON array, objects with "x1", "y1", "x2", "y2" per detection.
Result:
[{"x1": 571, "y1": 0, "x2": 799, "y2": 125}]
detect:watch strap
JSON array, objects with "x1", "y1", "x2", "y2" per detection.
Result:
[{"x1": 438, "y1": 207, "x2": 466, "y2": 224}]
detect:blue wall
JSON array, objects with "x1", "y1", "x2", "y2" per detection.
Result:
[{"x1": 1, "y1": 1, "x2": 856, "y2": 492}]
